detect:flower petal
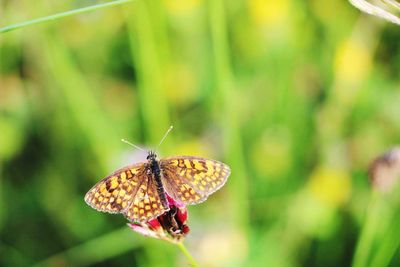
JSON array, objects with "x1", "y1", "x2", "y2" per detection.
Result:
[
  {"x1": 127, "y1": 223, "x2": 159, "y2": 238},
  {"x1": 166, "y1": 194, "x2": 185, "y2": 208},
  {"x1": 147, "y1": 218, "x2": 162, "y2": 230},
  {"x1": 176, "y1": 207, "x2": 188, "y2": 222},
  {"x1": 369, "y1": 147, "x2": 400, "y2": 193},
  {"x1": 349, "y1": 0, "x2": 400, "y2": 25}
]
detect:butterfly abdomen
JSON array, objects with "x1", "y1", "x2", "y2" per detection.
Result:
[{"x1": 149, "y1": 158, "x2": 169, "y2": 210}]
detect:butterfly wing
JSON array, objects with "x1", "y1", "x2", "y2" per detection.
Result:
[
  {"x1": 123, "y1": 171, "x2": 167, "y2": 222},
  {"x1": 159, "y1": 156, "x2": 230, "y2": 205},
  {"x1": 84, "y1": 163, "x2": 166, "y2": 222}
]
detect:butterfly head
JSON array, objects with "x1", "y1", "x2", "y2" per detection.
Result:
[{"x1": 147, "y1": 150, "x2": 157, "y2": 162}]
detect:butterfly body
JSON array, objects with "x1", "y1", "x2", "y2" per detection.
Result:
[
  {"x1": 85, "y1": 152, "x2": 230, "y2": 223},
  {"x1": 147, "y1": 151, "x2": 169, "y2": 211}
]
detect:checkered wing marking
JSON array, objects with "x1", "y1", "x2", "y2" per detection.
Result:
[
  {"x1": 84, "y1": 163, "x2": 148, "y2": 215},
  {"x1": 160, "y1": 156, "x2": 230, "y2": 205},
  {"x1": 123, "y1": 170, "x2": 166, "y2": 223}
]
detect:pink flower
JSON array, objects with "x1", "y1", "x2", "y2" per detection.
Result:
[{"x1": 128, "y1": 195, "x2": 190, "y2": 243}]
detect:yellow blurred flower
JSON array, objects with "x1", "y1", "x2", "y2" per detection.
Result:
[
  {"x1": 248, "y1": 0, "x2": 290, "y2": 26},
  {"x1": 308, "y1": 167, "x2": 351, "y2": 207},
  {"x1": 334, "y1": 39, "x2": 372, "y2": 84}
]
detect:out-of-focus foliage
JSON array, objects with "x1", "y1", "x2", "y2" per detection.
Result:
[{"x1": 0, "y1": 0, "x2": 399, "y2": 266}]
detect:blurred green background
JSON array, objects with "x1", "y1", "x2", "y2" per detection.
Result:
[{"x1": 1, "y1": 0, "x2": 400, "y2": 266}]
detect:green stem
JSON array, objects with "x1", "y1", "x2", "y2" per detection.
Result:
[
  {"x1": 207, "y1": 0, "x2": 249, "y2": 229},
  {"x1": 176, "y1": 242, "x2": 200, "y2": 267},
  {"x1": 369, "y1": 189, "x2": 400, "y2": 267},
  {"x1": 0, "y1": 0, "x2": 135, "y2": 33},
  {"x1": 351, "y1": 191, "x2": 382, "y2": 267},
  {"x1": 370, "y1": 212, "x2": 400, "y2": 267}
]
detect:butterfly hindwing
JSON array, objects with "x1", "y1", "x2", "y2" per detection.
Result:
[{"x1": 123, "y1": 172, "x2": 166, "y2": 222}]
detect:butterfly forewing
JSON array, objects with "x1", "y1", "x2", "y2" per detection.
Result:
[
  {"x1": 84, "y1": 163, "x2": 166, "y2": 222},
  {"x1": 160, "y1": 156, "x2": 230, "y2": 205}
]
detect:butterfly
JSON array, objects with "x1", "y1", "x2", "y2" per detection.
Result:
[{"x1": 84, "y1": 130, "x2": 230, "y2": 223}]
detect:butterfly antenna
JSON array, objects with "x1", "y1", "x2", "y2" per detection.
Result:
[
  {"x1": 157, "y1": 125, "x2": 173, "y2": 148},
  {"x1": 121, "y1": 139, "x2": 146, "y2": 152}
]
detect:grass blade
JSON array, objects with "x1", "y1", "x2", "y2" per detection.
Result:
[{"x1": 0, "y1": 0, "x2": 136, "y2": 33}]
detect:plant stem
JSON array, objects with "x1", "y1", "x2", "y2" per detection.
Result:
[
  {"x1": 176, "y1": 242, "x2": 200, "y2": 267},
  {"x1": 370, "y1": 212, "x2": 400, "y2": 267},
  {"x1": 369, "y1": 188, "x2": 400, "y2": 267},
  {"x1": 351, "y1": 191, "x2": 381, "y2": 267},
  {"x1": 207, "y1": 0, "x2": 249, "y2": 230},
  {"x1": 0, "y1": 0, "x2": 135, "y2": 34}
]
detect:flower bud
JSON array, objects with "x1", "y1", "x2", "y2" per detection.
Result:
[
  {"x1": 368, "y1": 147, "x2": 400, "y2": 193},
  {"x1": 128, "y1": 195, "x2": 190, "y2": 243}
]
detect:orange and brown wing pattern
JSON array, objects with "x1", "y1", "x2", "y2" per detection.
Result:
[
  {"x1": 85, "y1": 163, "x2": 147, "y2": 214},
  {"x1": 160, "y1": 156, "x2": 230, "y2": 205},
  {"x1": 123, "y1": 173, "x2": 166, "y2": 222},
  {"x1": 85, "y1": 163, "x2": 168, "y2": 223}
]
